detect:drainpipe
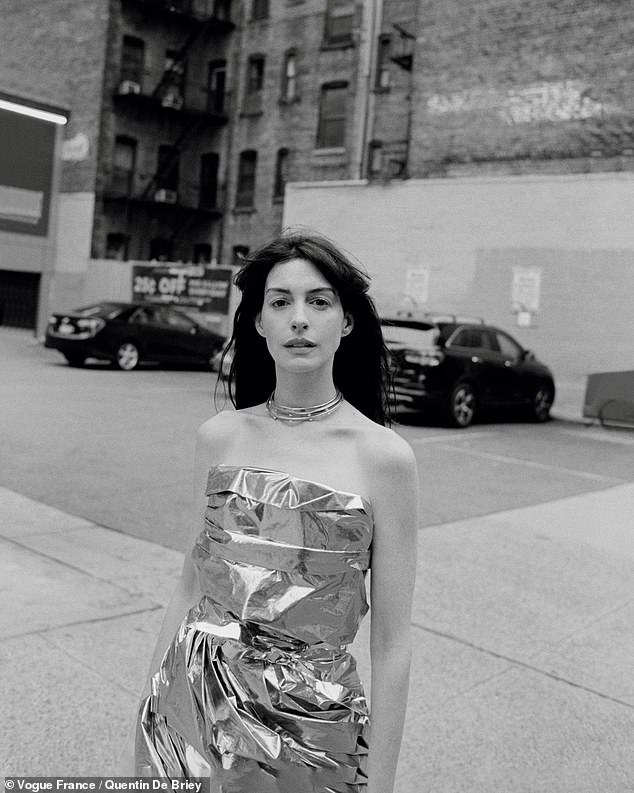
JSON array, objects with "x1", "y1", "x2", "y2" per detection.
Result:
[{"x1": 355, "y1": 0, "x2": 382, "y2": 180}]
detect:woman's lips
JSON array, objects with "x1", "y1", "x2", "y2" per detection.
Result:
[{"x1": 284, "y1": 339, "x2": 316, "y2": 347}]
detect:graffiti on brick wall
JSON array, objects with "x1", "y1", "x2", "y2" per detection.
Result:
[{"x1": 427, "y1": 80, "x2": 607, "y2": 125}]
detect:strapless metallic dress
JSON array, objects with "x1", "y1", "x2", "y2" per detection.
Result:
[{"x1": 135, "y1": 465, "x2": 373, "y2": 792}]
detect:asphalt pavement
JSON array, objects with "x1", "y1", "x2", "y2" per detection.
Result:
[{"x1": 1, "y1": 329, "x2": 633, "y2": 791}]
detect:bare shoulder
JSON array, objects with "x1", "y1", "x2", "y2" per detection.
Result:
[
  {"x1": 359, "y1": 422, "x2": 417, "y2": 473},
  {"x1": 196, "y1": 409, "x2": 242, "y2": 451}
]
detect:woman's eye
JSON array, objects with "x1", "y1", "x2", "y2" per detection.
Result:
[
  {"x1": 270, "y1": 298, "x2": 288, "y2": 308},
  {"x1": 311, "y1": 297, "x2": 331, "y2": 307}
]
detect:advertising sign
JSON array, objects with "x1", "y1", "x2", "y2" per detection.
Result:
[
  {"x1": 0, "y1": 108, "x2": 56, "y2": 236},
  {"x1": 511, "y1": 267, "x2": 541, "y2": 313},
  {"x1": 132, "y1": 264, "x2": 233, "y2": 313}
]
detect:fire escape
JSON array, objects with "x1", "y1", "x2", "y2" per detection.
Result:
[{"x1": 104, "y1": 0, "x2": 234, "y2": 260}]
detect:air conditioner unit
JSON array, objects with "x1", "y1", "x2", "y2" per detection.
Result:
[
  {"x1": 119, "y1": 80, "x2": 141, "y2": 95},
  {"x1": 161, "y1": 94, "x2": 184, "y2": 110},
  {"x1": 154, "y1": 188, "x2": 178, "y2": 204}
]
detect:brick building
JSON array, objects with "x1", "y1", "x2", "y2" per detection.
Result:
[
  {"x1": 215, "y1": 0, "x2": 382, "y2": 262},
  {"x1": 0, "y1": 0, "x2": 236, "y2": 331},
  {"x1": 0, "y1": 0, "x2": 375, "y2": 330},
  {"x1": 1, "y1": 0, "x2": 632, "y2": 339},
  {"x1": 373, "y1": 0, "x2": 634, "y2": 178}
]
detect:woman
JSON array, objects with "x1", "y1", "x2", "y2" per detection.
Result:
[{"x1": 132, "y1": 231, "x2": 419, "y2": 793}]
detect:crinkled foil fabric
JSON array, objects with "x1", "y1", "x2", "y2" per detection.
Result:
[{"x1": 135, "y1": 465, "x2": 373, "y2": 792}]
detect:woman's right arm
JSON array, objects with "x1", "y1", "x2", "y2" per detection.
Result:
[{"x1": 116, "y1": 412, "x2": 234, "y2": 773}]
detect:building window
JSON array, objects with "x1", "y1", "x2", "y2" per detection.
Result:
[
  {"x1": 156, "y1": 145, "x2": 179, "y2": 193},
  {"x1": 367, "y1": 139, "x2": 383, "y2": 177},
  {"x1": 273, "y1": 148, "x2": 289, "y2": 200},
  {"x1": 120, "y1": 35, "x2": 145, "y2": 89},
  {"x1": 149, "y1": 237, "x2": 173, "y2": 262},
  {"x1": 162, "y1": 49, "x2": 186, "y2": 109},
  {"x1": 106, "y1": 233, "x2": 128, "y2": 260},
  {"x1": 112, "y1": 136, "x2": 136, "y2": 195},
  {"x1": 236, "y1": 150, "x2": 257, "y2": 207},
  {"x1": 252, "y1": 0, "x2": 269, "y2": 19},
  {"x1": 375, "y1": 34, "x2": 391, "y2": 90},
  {"x1": 193, "y1": 243, "x2": 212, "y2": 264},
  {"x1": 207, "y1": 59, "x2": 227, "y2": 113},
  {"x1": 324, "y1": 0, "x2": 355, "y2": 46},
  {"x1": 244, "y1": 55, "x2": 265, "y2": 114},
  {"x1": 281, "y1": 50, "x2": 298, "y2": 103},
  {"x1": 200, "y1": 152, "x2": 219, "y2": 209},
  {"x1": 213, "y1": 0, "x2": 231, "y2": 20},
  {"x1": 316, "y1": 82, "x2": 348, "y2": 149}
]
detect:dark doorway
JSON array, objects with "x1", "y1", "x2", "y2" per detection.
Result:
[{"x1": 0, "y1": 270, "x2": 40, "y2": 328}]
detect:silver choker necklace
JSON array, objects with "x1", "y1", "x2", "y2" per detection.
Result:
[{"x1": 266, "y1": 390, "x2": 344, "y2": 423}]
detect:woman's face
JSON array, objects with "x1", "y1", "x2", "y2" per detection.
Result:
[{"x1": 256, "y1": 257, "x2": 353, "y2": 375}]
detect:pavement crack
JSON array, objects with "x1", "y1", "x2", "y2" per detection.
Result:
[
  {"x1": 37, "y1": 628, "x2": 147, "y2": 697},
  {"x1": 0, "y1": 604, "x2": 164, "y2": 643},
  {"x1": 411, "y1": 620, "x2": 634, "y2": 711},
  {"x1": 531, "y1": 596, "x2": 634, "y2": 656},
  {"x1": 1, "y1": 534, "x2": 165, "y2": 602}
]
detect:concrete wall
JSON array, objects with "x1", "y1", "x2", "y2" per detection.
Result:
[{"x1": 284, "y1": 172, "x2": 634, "y2": 382}]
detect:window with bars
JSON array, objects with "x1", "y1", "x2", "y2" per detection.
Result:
[
  {"x1": 236, "y1": 150, "x2": 257, "y2": 207},
  {"x1": 244, "y1": 55, "x2": 265, "y2": 114},
  {"x1": 324, "y1": 0, "x2": 355, "y2": 46},
  {"x1": 281, "y1": 50, "x2": 298, "y2": 103},
  {"x1": 273, "y1": 148, "x2": 289, "y2": 199},
  {"x1": 316, "y1": 82, "x2": 348, "y2": 149}
]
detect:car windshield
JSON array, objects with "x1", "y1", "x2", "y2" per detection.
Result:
[
  {"x1": 74, "y1": 303, "x2": 124, "y2": 319},
  {"x1": 381, "y1": 323, "x2": 440, "y2": 348}
]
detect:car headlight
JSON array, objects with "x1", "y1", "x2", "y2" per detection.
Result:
[{"x1": 76, "y1": 318, "x2": 105, "y2": 336}]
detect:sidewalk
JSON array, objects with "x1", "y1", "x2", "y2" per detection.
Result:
[{"x1": 2, "y1": 483, "x2": 633, "y2": 790}]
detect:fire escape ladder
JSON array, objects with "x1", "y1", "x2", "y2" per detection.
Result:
[{"x1": 151, "y1": 18, "x2": 215, "y2": 102}]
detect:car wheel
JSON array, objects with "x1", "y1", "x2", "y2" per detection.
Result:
[
  {"x1": 448, "y1": 382, "x2": 477, "y2": 428},
  {"x1": 531, "y1": 384, "x2": 553, "y2": 422},
  {"x1": 114, "y1": 341, "x2": 140, "y2": 371},
  {"x1": 63, "y1": 353, "x2": 85, "y2": 367}
]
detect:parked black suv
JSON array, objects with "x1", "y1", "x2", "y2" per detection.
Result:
[{"x1": 382, "y1": 315, "x2": 555, "y2": 428}]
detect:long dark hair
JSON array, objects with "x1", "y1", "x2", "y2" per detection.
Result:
[{"x1": 218, "y1": 230, "x2": 392, "y2": 425}]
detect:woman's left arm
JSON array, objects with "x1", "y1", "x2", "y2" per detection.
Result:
[{"x1": 366, "y1": 434, "x2": 419, "y2": 793}]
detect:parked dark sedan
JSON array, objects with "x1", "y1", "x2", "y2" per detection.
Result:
[
  {"x1": 382, "y1": 315, "x2": 556, "y2": 428},
  {"x1": 45, "y1": 301, "x2": 225, "y2": 370}
]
